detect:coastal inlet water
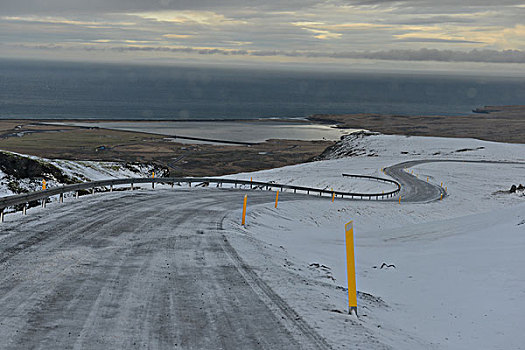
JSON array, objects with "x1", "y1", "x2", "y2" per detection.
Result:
[
  {"x1": 51, "y1": 120, "x2": 356, "y2": 144},
  {"x1": 1, "y1": 59, "x2": 524, "y2": 120}
]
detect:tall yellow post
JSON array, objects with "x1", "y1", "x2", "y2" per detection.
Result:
[
  {"x1": 241, "y1": 195, "x2": 247, "y2": 225},
  {"x1": 440, "y1": 193, "x2": 443, "y2": 200},
  {"x1": 275, "y1": 190, "x2": 279, "y2": 208},
  {"x1": 427, "y1": 177, "x2": 429, "y2": 182},
  {"x1": 345, "y1": 220, "x2": 358, "y2": 315},
  {"x1": 152, "y1": 172, "x2": 155, "y2": 178},
  {"x1": 399, "y1": 196, "x2": 401, "y2": 204},
  {"x1": 332, "y1": 192, "x2": 335, "y2": 202},
  {"x1": 42, "y1": 179, "x2": 46, "y2": 190}
]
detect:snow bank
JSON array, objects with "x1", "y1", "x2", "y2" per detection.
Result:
[
  {"x1": 223, "y1": 133, "x2": 525, "y2": 349},
  {"x1": 0, "y1": 150, "x2": 158, "y2": 197}
]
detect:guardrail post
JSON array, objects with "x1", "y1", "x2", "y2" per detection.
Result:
[
  {"x1": 131, "y1": 183, "x2": 134, "y2": 191},
  {"x1": 41, "y1": 198, "x2": 46, "y2": 208},
  {"x1": 189, "y1": 182, "x2": 192, "y2": 187},
  {"x1": 0, "y1": 210, "x2": 4, "y2": 223},
  {"x1": 110, "y1": 184, "x2": 113, "y2": 192},
  {"x1": 59, "y1": 193, "x2": 63, "y2": 203},
  {"x1": 23, "y1": 205, "x2": 27, "y2": 215},
  {"x1": 75, "y1": 191, "x2": 79, "y2": 199},
  {"x1": 91, "y1": 188, "x2": 95, "y2": 195}
]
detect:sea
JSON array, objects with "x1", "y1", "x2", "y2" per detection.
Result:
[{"x1": 0, "y1": 58, "x2": 524, "y2": 120}]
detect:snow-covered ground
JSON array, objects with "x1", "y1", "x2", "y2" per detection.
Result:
[
  {"x1": 0, "y1": 150, "x2": 158, "y2": 197},
  {"x1": 2, "y1": 133, "x2": 524, "y2": 349},
  {"x1": 222, "y1": 133, "x2": 525, "y2": 349}
]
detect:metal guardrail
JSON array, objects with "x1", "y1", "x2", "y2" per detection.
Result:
[
  {"x1": 342, "y1": 173, "x2": 401, "y2": 195},
  {"x1": 0, "y1": 175, "x2": 401, "y2": 219}
]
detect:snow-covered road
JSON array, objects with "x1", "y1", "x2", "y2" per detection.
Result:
[
  {"x1": 0, "y1": 189, "x2": 332, "y2": 349},
  {"x1": 386, "y1": 159, "x2": 525, "y2": 202}
]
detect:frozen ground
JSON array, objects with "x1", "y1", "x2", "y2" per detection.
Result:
[
  {"x1": 222, "y1": 133, "x2": 525, "y2": 349},
  {"x1": 0, "y1": 150, "x2": 158, "y2": 197},
  {"x1": 0, "y1": 133, "x2": 524, "y2": 349}
]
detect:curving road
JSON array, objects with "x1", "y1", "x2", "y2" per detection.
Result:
[
  {"x1": 385, "y1": 160, "x2": 445, "y2": 203},
  {"x1": 0, "y1": 190, "x2": 331, "y2": 350},
  {"x1": 0, "y1": 158, "x2": 523, "y2": 349},
  {"x1": 385, "y1": 159, "x2": 525, "y2": 203}
]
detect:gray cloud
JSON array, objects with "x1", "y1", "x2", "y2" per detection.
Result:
[
  {"x1": 396, "y1": 38, "x2": 483, "y2": 44},
  {"x1": 2, "y1": 0, "x2": 525, "y2": 67},
  {"x1": 99, "y1": 45, "x2": 525, "y2": 63},
  {"x1": 0, "y1": 0, "x2": 316, "y2": 15}
]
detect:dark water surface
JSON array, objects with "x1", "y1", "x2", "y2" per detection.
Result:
[{"x1": 1, "y1": 59, "x2": 524, "y2": 120}]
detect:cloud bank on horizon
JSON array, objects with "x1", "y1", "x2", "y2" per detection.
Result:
[{"x1": 1, "y1": 0, "x2": 525, "y2": 68}]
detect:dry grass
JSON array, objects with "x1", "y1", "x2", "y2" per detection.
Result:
[{"x1": 0, "y1": 121, "x2": 333, "y2": 177}]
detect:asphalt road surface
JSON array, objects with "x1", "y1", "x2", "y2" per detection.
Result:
[
  {"x1": 386, "y1": 159, "x2": 525, "y2": 202},
  {"x1": 0, "y1": 189, "x2": 331, "y2": 350},
  {"x1": 385, "y1": 160, "x2": 445, "y2": 203}
]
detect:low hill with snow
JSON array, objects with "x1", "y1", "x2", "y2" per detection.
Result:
[
  {"x1": 222, "y1": 132, "x2": 525, "y2": 349},
  {"x1": 0, "y1": 150, "x2": 165, "y2": 197}
]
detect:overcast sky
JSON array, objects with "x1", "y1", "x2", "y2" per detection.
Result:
[{"x1": 1, "y1": 0, "x2": 525, "y2": 71}]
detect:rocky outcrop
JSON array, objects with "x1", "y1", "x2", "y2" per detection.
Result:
[{"x1": 0, "y1": 151, "x2": 75, "y2": 184}]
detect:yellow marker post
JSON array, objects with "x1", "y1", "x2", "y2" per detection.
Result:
[
  {"x1": 152, "y1": 171, "x2": 155, "y2": 189},
  {"x1": 275, "y1": 190, "x2": 279, "y2": 208},
  {"x1": 427, "y1": 177, "x2": 429, "y2": 182},
  {"x1": 345, "y1": 220, "x2": 358, "y2": 316},
  {"x1": 441, "y1": 182, "x2": 443, "y2": 187},
  {"x1": 399, "y1": 196, "x2": 401, "y2": 204},
  {"x1": 332, "y1": 192, "x2": 335, "y2": 202},
  {"x1": 42, "y1": 179, "x2": 46, "y2": 190},
  {"x1": 445, "y1": 186, "x2": 447, "y2": 192},
  {"x1": 241, "y1": 195, "x2": 248, "y2": 226},
  {"x1": 440, "y1": 193, "x2": 443, "y2": 200}
]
